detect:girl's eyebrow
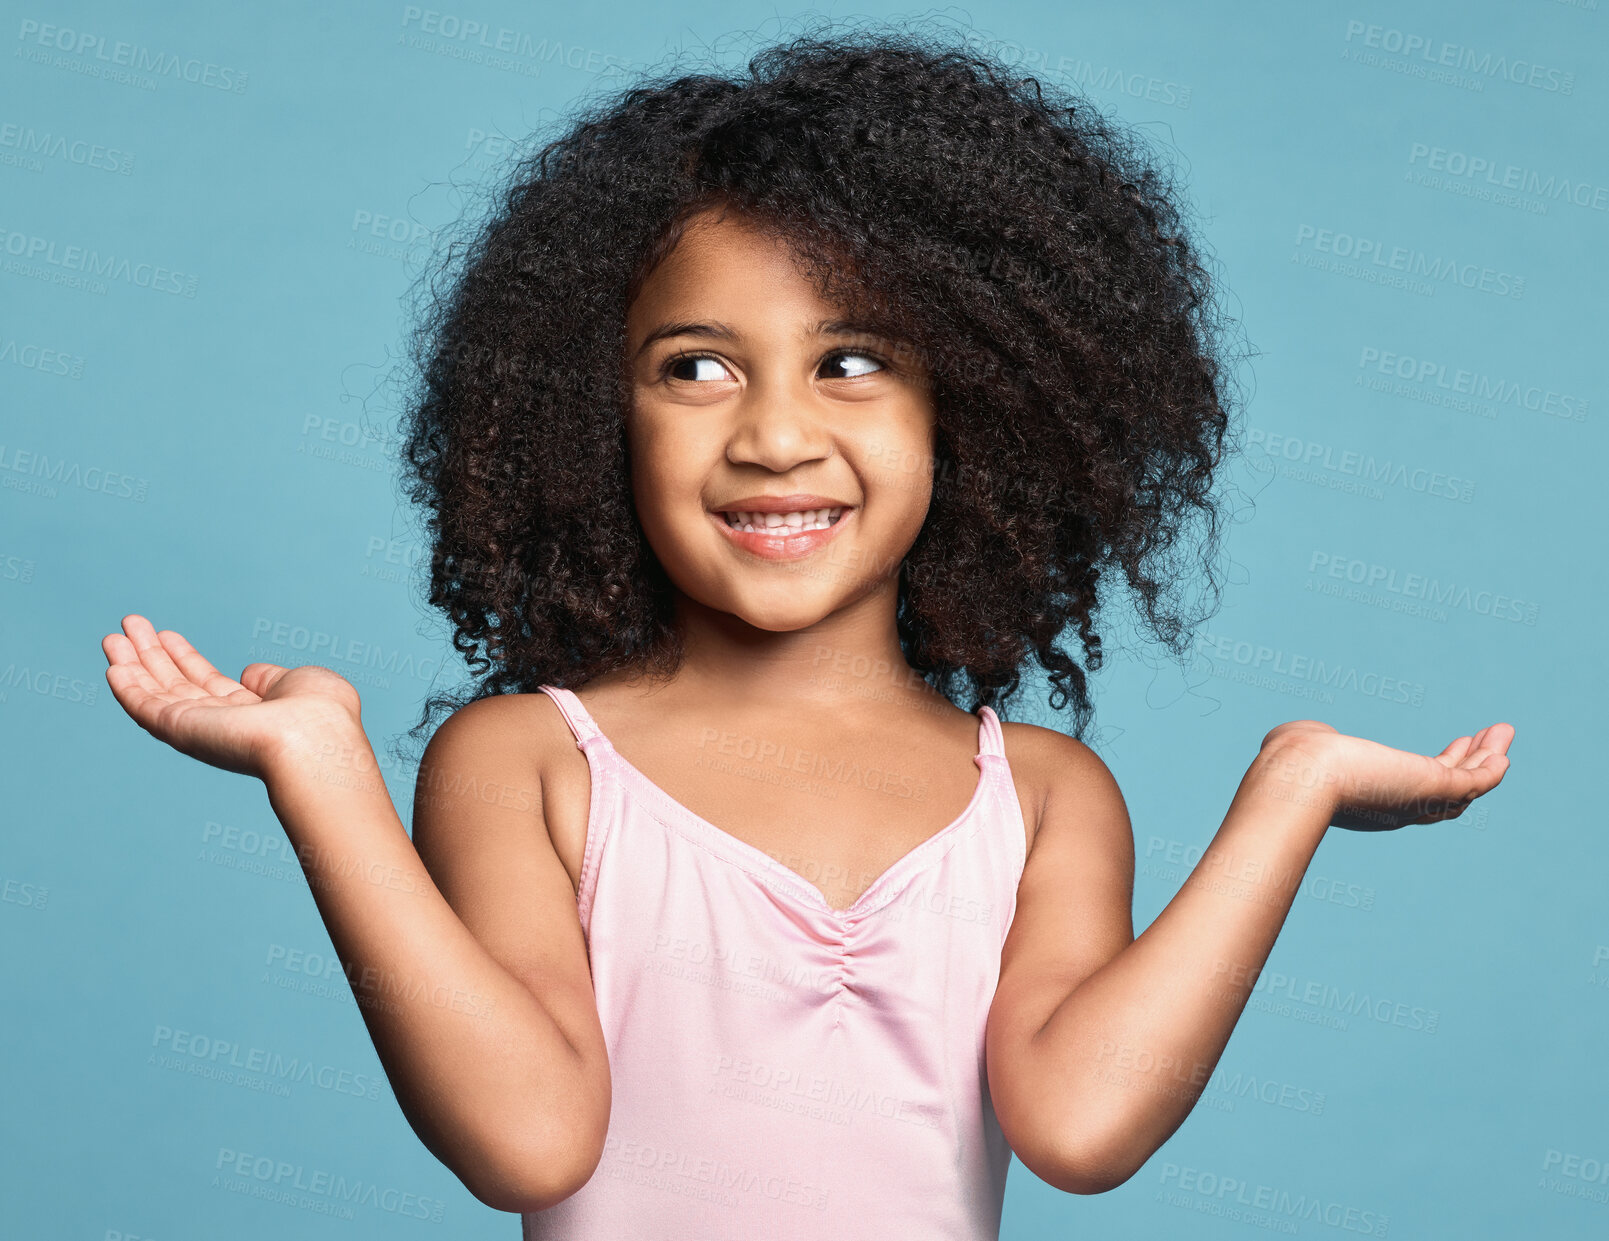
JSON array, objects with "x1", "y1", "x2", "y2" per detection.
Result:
[
  {"x1": 633, "y1": 318, "x2": 883, "y2": 359},
  {"x1": 634, "y1": 320, "x2": 736, "y2": 359}
]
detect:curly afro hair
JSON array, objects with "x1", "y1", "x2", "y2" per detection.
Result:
[{"x1": 397, "y1": 18, "x2": 1248, "y2": 743}]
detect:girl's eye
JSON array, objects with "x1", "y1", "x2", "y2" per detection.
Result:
[
  {"x1": 664, "y1": 354, "x2": 734, "y2": 383},
  {"x1": 659, "y1": 349, "x2": 886, "y2": 383},
  {"x1": 820, "y1": 351, "x2": 884, "y2": 380}
]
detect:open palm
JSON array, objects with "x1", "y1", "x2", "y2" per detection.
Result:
[
  {"x1": 1263, "y1": 719, "x2": 1514, "y2": 831},
  {"x1": 101, "y1": 614, "x2": 364, "y2": 780}
]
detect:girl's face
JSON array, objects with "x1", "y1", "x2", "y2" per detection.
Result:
[{"x1": 624, "y1": 206, "x2": 935, "y2": 633}]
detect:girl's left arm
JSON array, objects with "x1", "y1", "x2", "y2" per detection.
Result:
[{"x1": 985, "y1": 720, "x2": 1513, "y2": 1195}]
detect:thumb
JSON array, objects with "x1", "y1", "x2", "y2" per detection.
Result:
[{"x1": 239, "y1": 662, "x2": 290, "y2": 696}]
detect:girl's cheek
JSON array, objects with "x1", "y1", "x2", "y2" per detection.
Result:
[
  {"x1": 630, "y1": 424, "x2": 715, "y2": 528},
  {"x1": 862, "y1": 426, "x2": 935, "y2": 509}
]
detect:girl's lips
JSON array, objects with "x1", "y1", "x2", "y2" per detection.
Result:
[{"x1": 707, "y1": 507, "x2": 855, "y2": 561}]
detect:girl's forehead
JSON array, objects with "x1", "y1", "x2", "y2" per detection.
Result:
[
  {"x1": 628, "y1": 216, "x2": 844, "y2": 321},
  {"x1": 650, "y1": 209, "x2": 801, "y2": 277}
]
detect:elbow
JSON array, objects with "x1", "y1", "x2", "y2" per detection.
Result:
[
  {"x1": 474, "y1": 1176, "x2": 587, "y2": 1216},
  {"x1": 1021, "y1": 1144, "x2": 1139, "y2": 1197},
  {"x1": 1011, "y1": 1115, "x2": 1150, "y2": 1197},
  {"x1": 462, "y1": 1055, "x2": 612, "y2": 1213},
  {"x1": 462, "y1": 1134, "x2": 603, "y2": 1214},
  {"x1": 1062, "y1": 1160, "x2": 1142, "y2": 1197},
  {"x1": 456, "y1": 1104, "x2": 609, "y2": 1215}
]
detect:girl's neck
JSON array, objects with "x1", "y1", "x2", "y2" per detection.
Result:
[{"x1": 656, "y1": 583, "x2": 938, "y2": 714}]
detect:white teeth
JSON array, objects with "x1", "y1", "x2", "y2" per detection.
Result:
[{"x1": 722, "y1": 506, "x2": 844, "y2": 533}]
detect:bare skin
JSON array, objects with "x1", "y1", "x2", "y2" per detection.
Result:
[{"x1": 101, "y1": 204, "x2": 1514, "y2": 1207}]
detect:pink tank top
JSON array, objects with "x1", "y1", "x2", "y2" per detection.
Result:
[{"x1": 523, "y1": 685, "x2": 1029, "y2": 1241}]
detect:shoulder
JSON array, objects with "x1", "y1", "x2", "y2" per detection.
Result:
[
  {"x1": 412, "y1": 690, "x2": 596, "y2": 893},
  {"x1": 413, "y1": 691, "x2": 587, "y2": 835},
  {"x1": 995, "y1": 717, "x2": 1129, "y2": 857},
  {"x1": 422, "y1": 690, "x2": 582, "y2": 764}
]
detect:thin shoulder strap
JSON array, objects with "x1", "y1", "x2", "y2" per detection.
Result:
[
  {"x1": 976, "y1": 704, "x2": 1006, "y2": 759},
  {"x1": 538, "y1": 685, "x2": 605, "y2": 750}
]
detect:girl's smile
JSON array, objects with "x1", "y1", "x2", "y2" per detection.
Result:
[{"x1": 708, "y1": 493, "x2": 855, "y2": 561}]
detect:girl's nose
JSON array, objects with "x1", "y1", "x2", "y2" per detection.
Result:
[{"x1": 725, "y1": 377, "x2": 834, "y2": 471}]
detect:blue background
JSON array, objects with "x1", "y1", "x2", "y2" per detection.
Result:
[{"x1": 3, "y1": 0, "x2": 1603, "y2": 1236}]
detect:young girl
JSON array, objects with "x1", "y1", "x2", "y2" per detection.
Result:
[{"x1": 101, "y1": 24, "x2": 1512, "y2": 1241}]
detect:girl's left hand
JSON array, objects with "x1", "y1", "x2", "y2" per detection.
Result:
[{"x1": 1260, "y1": 720, "x2": 1514, "y2": 832}]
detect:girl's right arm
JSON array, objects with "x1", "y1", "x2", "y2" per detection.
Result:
[{"x1": 101, "y1": 616, "x2": 609, "y2": 1213}]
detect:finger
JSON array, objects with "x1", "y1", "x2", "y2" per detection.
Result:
[
  {"x1": 1480, "y1": 722, "x2": 1516, "y2": 756},
  {"x1": 103, "y1": 632, "x2": 165, "y2": 696},
  {"x1": 1445, "y1": 753, "x2": 1509, "y2": 804},
  {"x1": 1451, "y1": 724, "x2": 1515, "y2": 771},
  {"x1": 1460, "y1": 737, "x2": 1513, "y2": 778},
  {"x1": 103, "y1": 633, "x2": 175, "y2": 733},
  {"x1": 103, "y1": 630, "x2": 155, "y2": 674},
  {"x1": 1437, "y1": 735, "x2": 1476, "y2": 765},
  {"x1": 156, "y1": 628, "x2": 252, "y2": 700},
  {"x1": 1414, "y1": 745, "x2": 1510, "y2": 823},
  {"x1": 120, "y1": 614, "x2": 205, "y2": 699}
]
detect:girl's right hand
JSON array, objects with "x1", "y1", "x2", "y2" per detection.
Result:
[{"x1": 102, "y1": 613, "x2": 365, "y2": 781}]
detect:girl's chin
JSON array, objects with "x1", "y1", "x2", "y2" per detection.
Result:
[
  {"x1": 702, "y1": 578, "x2": 860, "y2": 631},
  {"x1": 723, "y1": 598, "x2": 844, "y2": 632}
]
